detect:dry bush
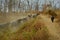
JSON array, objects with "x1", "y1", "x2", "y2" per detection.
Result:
[{"x1": 45, "y1": 10, "x2": 57, "y2": 17}]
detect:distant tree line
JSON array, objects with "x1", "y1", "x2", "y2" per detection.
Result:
[{"x1": 0, "y1": 0, "x2": 60, "y2": 13}]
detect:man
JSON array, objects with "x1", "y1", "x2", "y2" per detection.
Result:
[
  {"x1": 51, "y1": 16, "x2": 54, "y2": 22},
  {"x1": 48, "y1": 10, "x2": 57, "y2": 22}
]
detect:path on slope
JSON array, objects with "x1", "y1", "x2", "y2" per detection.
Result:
[{"x1": 39, "y1": 14, "x2": 60, "y2": 40}]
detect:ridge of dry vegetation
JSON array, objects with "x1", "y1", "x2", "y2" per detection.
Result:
[
  {"x1": 0, "y1": 15, "x2": 49, "y2": 40},
  {"x1": 0, "y1": 10, "x2": 60, "y2": 40}
]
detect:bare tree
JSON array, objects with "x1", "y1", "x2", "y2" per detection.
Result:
[
  {"x1": 57, "y1": 1, "x2": 60, "y2": 9},
  {"x1": 18, "y1": 0, "x2": 21, "y2": 12},
  {"x1": 26, "y1": 0, "x2": 30, "y2": 11},
  {"x1": 4, "y1": 0, "x2": 8, "y2": 13},
  {"x1": 35, "y1": 0, "x2": 39, "y2": 11},
  {"x1": 0, "y1": 0, "x2": 2, "y2": 12},
  {"x1": 8, "y1": 0, "x2": 12, "y2": 12},
  {"x1": 18, "y1": 0, "x2": 24, "y2": 12}
]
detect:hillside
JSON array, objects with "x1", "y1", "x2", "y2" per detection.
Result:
[{"x1": 0, "y1": 10, "x2": 60, "y2": 40}]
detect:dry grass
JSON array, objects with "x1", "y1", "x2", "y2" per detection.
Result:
[
  {"x1": 0, "y1": 15, "x2": 49, "y2": 40},
  {"x1": 10, "y1": 16, "x2": 49, "y2": 40},
  {"x1": 0, "y1": 9, "x2": 60, "y2": 40},
  {"x1": 0, "y1": 12, "x2": 28, "y2": 23}
]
